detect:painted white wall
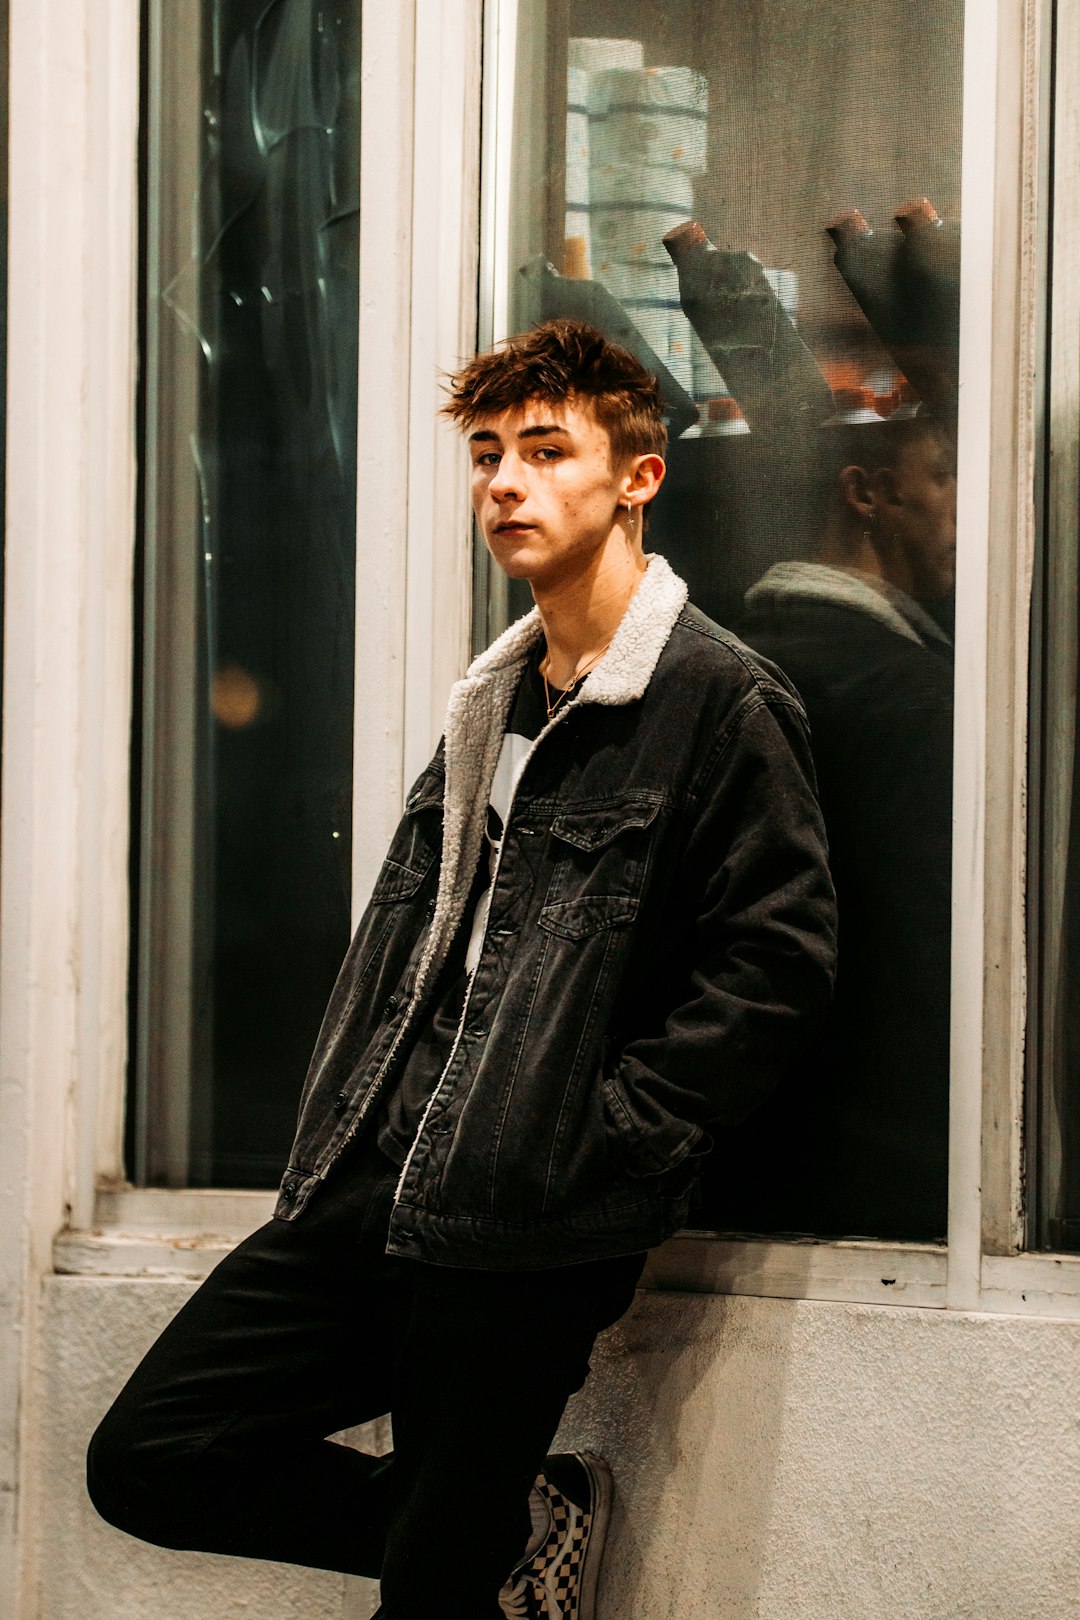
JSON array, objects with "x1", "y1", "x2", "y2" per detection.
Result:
[{"x1": 38, "y1": 1276, "x2": 1080, "y2": 1620}]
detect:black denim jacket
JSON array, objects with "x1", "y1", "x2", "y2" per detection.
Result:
[{"x1": 274, "y1": 556, "x2": 837, "y2": 1267}]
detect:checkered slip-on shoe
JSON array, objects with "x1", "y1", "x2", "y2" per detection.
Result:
[{"x1": 498, "y1": 1451, "x2": 613, "y2": 1620}]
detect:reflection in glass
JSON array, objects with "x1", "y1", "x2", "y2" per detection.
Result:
[
  {"x1": 134, "y1": 0, "x2": 360, "y2": 1187},
  {"x1": 486, "y1": 1, "x2": 963, "y2": 1239},
  {"x1": 722, "y1": 416, "x2": 956, "y2": 1241},
  {"x1": 1031, "y1": 30, "x2": 1080, "y2": 1253}
]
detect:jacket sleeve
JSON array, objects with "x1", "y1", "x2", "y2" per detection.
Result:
[{"x1": 607, "y1": 692, "x2": 838, "y2": 1173}]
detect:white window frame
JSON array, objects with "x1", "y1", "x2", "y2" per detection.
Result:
[
  {"x1": 2, "y1": 0, "x2": 1072, "y2": 1348},
  {"x1": 0, "y1": 3, "x2": 141, "y2": 1611}
]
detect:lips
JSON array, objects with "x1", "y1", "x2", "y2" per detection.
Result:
[{"x1": 494, "y1": 521, "x2": 533, "y2": 534}]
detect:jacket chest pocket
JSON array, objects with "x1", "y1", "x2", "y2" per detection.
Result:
[
  {"x1": 538, "y1": 795, "x2": 662, "y2": 941},
  {"x1": 369, "y1": 767, "x2": 444, "y2": 903}
]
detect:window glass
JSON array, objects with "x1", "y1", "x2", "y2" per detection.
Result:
[
  {"x1": 483, "y1": 0, "x2": 963, "y2": 1240},
  {"x1": 132, "y1": 0, "x2": 360, "y2": 1187},
  {"x1": 1030, "y1": 12, "x2": 1079, "y2": 1252}
]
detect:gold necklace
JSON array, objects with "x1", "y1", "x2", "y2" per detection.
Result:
[{"x1": 540, "y1": 636, "x2": 615, "y2": 721}]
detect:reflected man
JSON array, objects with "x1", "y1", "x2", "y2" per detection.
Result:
[{"x1": 718, "y1": 415, "x2": 956, "y2": 1241}]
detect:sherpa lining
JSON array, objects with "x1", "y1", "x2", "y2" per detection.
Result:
[
  {"x1": 744, "y1": 560, "x2": 952, "y2": 650},
  {"x1": 407, "y1": 552, "x2": 689, "y2": 1017}
]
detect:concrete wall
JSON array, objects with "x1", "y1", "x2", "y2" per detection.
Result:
[
  {"x1": 35, "y1": 1275, "x2": 1080, "y2": 1619},
  {"x1": 562, "y1": 1292, "x2": 1080, "y2": 1619}
]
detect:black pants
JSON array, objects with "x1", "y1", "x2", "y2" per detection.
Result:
[{"x1": 86, "y1": 1141, "x2": 644, "y2": 1620}]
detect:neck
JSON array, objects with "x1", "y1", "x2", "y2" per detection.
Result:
[
  {"x1": 533, "y1": 535, "x2": 648, "y2": 688},
  {"x1": 819, "y1": 520, "x2": 912, "y2": 596}
]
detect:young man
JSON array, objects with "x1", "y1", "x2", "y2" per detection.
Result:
[{"x1": 88, "y1": 320, "x2": 836, "y2": 1619}]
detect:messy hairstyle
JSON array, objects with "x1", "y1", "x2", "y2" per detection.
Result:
[{"x1": 442, "y1": 318, "x2": 667, "y2": 465}]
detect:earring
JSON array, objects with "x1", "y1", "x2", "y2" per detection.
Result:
[{"x1": 625, "y1": 501, "x2": 636, "y2": 536}]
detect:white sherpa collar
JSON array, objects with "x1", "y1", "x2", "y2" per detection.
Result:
[
  {"x1": 463, "y1": 551, "x2": 689, "y2": 702},
  {"x1": 745, "y1": 560, "x2": 952, "y2": 650}
]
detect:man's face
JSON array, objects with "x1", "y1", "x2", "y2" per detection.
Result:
[
  {"x1": 875, "y1": 428, "x2": 958, "y2": 601},
  {"x1": 467, "y1": 398, "x2": 633, "y2": 590}
]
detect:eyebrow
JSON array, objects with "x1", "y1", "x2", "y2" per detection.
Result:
[{"x1": 467, "y1": 423, "x2": 571, "y2": 444}]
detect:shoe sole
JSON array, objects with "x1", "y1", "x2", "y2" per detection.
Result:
[{"x1": 575, "y1": 1450, "x2": 613, "y2": 1620}]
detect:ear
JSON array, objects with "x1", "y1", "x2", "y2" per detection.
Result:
[
  {"x1": 620, "y1": 452, "x2": 666, "y2": 512},
  {"x1": 838, "y1": 462, "x2": 874, "y2": 523}
]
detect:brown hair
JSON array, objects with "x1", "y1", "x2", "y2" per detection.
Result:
[{"x1": 442, "y1": 318, "x2": 667, "y2": 465}]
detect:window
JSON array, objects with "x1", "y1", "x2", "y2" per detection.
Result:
[
  {"x1": 480, "y1": 1, "x2": 964, "y2": 1242},
  {"x1": 26, "y1": 0, "x2": 1068, "y2": 1319},
  {"x1": 132, "y1": 0, "x2": 361, "y2": 1188}
]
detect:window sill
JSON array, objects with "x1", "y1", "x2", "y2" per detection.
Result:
[
  {"x1": 54, "y1": 1186, "x2": 275, "y2": 1279},
  {"x1": 980, "y1": 1252, "x2": 1080, "y2": 1318},
  {"x1": 644, "y1": 1229, "x2": 947, "y2": 1308},
  {"x1": 67, "y1": 1194, "x2": 1080, "y2": 1319},
  {"x1": 54, "y1": 1188, "x2": 948, "y2": 1306}
]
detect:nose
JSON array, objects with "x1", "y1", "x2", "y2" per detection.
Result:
[{"x1": 489, "y1": 450, "x2": 525, "y2": 501}]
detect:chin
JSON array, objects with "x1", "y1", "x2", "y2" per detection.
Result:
[
  {"x1": 490, "y1": 548, "x2": 543, "y2": 581},
  {"x1": 486, "y1": 537, "x2": 561, "y2": 586}
]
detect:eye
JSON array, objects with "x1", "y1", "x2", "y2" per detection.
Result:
[
  {"x1": 535, "y1": 446, "x2": 563, "y2": 462},
  {"x1": 473, "y1": 451, "x2": 501, "y2": 469}
]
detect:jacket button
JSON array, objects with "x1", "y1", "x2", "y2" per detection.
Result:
[
  {"x1": 281, "y1": 1181, "x2": 297, "y2": 1201},
  {"x1": 382, "y1": 995, "x2": 399, "y2": 1020},
  {"x1": 333, "y1": 1092, "x2": 348, "y2": 1115},
  {"x1": 426, "y1": 897, "x2": 436, "y2": 920}
]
